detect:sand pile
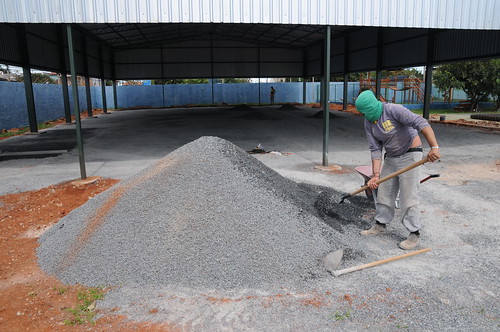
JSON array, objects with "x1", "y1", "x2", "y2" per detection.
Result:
[
  {"x1": 278, "y1": 103, "x2": 301, "y2": 110},
  {"x1": 37, "y1": 137, "x2": 359, "y2": 290}
]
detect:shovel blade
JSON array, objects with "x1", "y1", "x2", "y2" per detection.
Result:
[
  {"x1": 323, "y1": 249, "x2": 344, "y2": 273},
  {"x1": 338, "y1": 194, "x2": 350, "y2": 204}
]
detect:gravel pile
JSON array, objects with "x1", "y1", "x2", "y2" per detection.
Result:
[{"x1": 37, "y1": 136, "x2": 361, "y2": 290}]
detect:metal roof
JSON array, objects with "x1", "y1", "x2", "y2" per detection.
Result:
[
  {"x1": 0, "y1": 1, "x2": 498, "y2": 80},
  {"x1": 1, "y1": 0, "x2": 499, "y2": 30}
]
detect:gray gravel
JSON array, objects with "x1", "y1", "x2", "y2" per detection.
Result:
[
  {"x1": 24, "y1": 107, "x2": 500, "y2": 331},
  {"x1": 37, "y1": 136, "x2": 371, "y2": 290}
]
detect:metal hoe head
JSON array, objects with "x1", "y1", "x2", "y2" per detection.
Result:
[{"x1": 323, "y1": 249, "x2": 344, "y2": 273}]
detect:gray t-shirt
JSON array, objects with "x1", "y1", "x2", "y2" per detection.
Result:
[{"x1": 364, "y1": 103, "x2": 430, "y2": 160}]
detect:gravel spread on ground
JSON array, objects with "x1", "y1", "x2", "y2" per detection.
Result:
[{"x1": 37, "y1": 136, "x2": 370, "y2": 290}]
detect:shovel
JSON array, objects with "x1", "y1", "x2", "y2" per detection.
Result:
[
  {"x1": 323, "y1": 248, "x2": 431, "y2": 277},
  {"x1": 338, "y1": 157, "x2": 429, "y2": 203}
]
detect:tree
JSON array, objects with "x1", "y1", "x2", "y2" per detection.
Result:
[{"x1": 433, "y1": 59, "x2": 500, "y2": 112}]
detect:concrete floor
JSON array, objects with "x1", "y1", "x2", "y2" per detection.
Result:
[{"x1": 0, "y1": 105, "x2": 498, "y2": 195}]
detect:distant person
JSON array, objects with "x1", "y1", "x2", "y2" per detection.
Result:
[
  {"x1": 355, "y1": 90, "x2": 440, "y2": 250},
  {"x1": 270, "y1": 86, "x2": 276, "y2": 104}
]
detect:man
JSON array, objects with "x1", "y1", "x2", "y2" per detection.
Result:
[
  {"x1": 355, "y1": 90, "x2": 440, "y2": 250},
  {"x1": 270, "y1": 86, "x2": 276, "y2": 104}
]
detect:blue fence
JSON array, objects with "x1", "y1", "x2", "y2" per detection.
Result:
[{"x1": 0, "y1": 80, "x2": 485, "y2": 130}]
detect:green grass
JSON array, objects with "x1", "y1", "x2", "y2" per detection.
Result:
[
  {"x1": 53, "y1": 286, "x2": 68, "y2": 295},
  {"x1": 332, "y1": 308, "x2": 352, "y2": 321},
  {"x1": 63, "y1": 287, "x2": 105, "y2": 326},
  {"x1": 396, "y1": 324, "x2": 410, "y2": 329},
  {"x1": 0, "y1": 122, "x2": 55, "y2": 138}
]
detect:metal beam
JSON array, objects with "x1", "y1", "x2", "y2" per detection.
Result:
[
  {"x1": 57, "y1": 25, "x2": 71, "y2": 123},
  {"x1": 113, "y1": 80, "x2": 118, "y2": 109},
  {"x1": 423, "y1": 30, "x2": 435, "y2": 120},
  {"x1": 81, "y1": 36, "x2": 93, "y2": 117},
  {"x1": 343, "y1": 36, "x2": 349, "y2": 110},
  {"x1": 303, "y1": 78, "x2": 307, "y2": 104},
  {"x1": 375, "y1": 71, "x2": 382, "y2": 97},
  {"x1": 375, "y1": 28, "x2": 383, "y2": 97},
  {"x1": 322, "y1": 26, "x2": 331, "y2": 167},
  {"x1": 99, "y1": 44, "x2": 108, "y2": 114},
  {"x1": 16, "y1": 25, "x2": 37, "y2": 133},
  {"x1": 67, "y1": 24, "x2": 87, "y2": 180},
  {"x1": 111, "y1": 51, "x2": 118, "y2": 109}
]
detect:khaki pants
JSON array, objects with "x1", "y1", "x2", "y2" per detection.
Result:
[{"x1": 375, "y1": 151, "x2": 423, "y2": 232}]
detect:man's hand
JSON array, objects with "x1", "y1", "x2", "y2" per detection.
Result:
[
  {"x1": 427, "y1": 147, "x2": 440, "y2": 162},
  {"x1": 368, "y1": 175, "x2": 379, "y2": 190}
]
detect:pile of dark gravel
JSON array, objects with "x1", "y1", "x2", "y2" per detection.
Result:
[{"x1": 37, "y1": 136, "x2": 368, "y2": 290}]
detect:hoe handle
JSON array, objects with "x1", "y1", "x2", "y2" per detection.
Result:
[
  {"x1": 333, "y1": 248, "x2": 431, "y2": 277},
  {"x1": 348, "y1": 157, "x2": 428, "y2": 197}
]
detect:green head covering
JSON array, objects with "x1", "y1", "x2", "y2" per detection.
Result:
[{"x1": 355, "y1": 90, "x2": 383, "y2": 122}]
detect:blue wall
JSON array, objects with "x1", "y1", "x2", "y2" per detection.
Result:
[{"x1": 0, "y1": 80, "x2": 484, "y2": 130}]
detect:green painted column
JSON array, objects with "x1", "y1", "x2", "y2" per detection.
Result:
[
  {"x1": 67, "y1": 24, "x2": 87, "y2": 180},
  {"x1": 22, "y1": 67, "x2": 37, "y2": 133},
  {"x1": 113, "y1": 80, "x2": 118, "y2": 109},
  {"x1": 322, "y1": 26, "x2": 331, "y2": 167},
  {"x1": 99, "y1": 45, "x2": 108, "y2": 114},
  {"x1": 423, "y1": 30, "x2": 435, "y2": 120},
  {"x1": 57, "y1": 25, "x2": 71, "y2": 123},
  {"x1": 16, "y1": 25, "x2": 37, "y2": 133}
]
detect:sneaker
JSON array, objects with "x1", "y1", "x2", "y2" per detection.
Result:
[
  {"x1": 360, "y1": 223, "x2": 386, "y2": 235},
  {"x1": 399, "y1": 233, "x2": 420, "y2": 250}
]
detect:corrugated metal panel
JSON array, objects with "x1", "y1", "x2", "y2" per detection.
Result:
[
  {"x1": 382, "y1": 36, "x2": 427, "y2": 68},
  {"x1": 435, "y1": 29, "x2": 500, "y2": 62},
  {"x1": 331, "y1": 54, "x2": 345, "y2": 74},
  {"x1": 349, "y1": 48, "x2": 377, "y2": 72},
  {"x1": 116, "y1": 63, "x2": 163, "y2": 79},
  {"x1": 164, "y1": 48, "x2": 212, "y2": 63},
  {"x1": 165, "y1": 63, "x2": 212, "y2": 78},
  {"x1": 1, "y1": 0, "x2": 499, "y2": 30},
  {"x1": 260, "y1": 48, "x2": 302, "y2": 62},
  {"x1": 213, "y1": 48, "x2": 258, "y2": 62},
  {"x1": 115, "y1": 49, "x2": 162, "y2": 63},
  {"x1": 0, "y1": 24, "x2": 20, "y2": 65},
  {"x1": 259, "y1": 62, "x2": 302, "y2": 77},
  {"x1": 26, "y1": 33, "x2": 59, "y2": 70}
]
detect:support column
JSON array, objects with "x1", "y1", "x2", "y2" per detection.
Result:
[
  {"x1": 67, "y1": 24, "x2": 87, "y2": 180},
  {"x1": 258, "y1": 78, "x2": 261, "y2": 105},
  {"x1": 303, "y1": 78, "x2": 307, "y2": 104},
  {"x1": 258, "y1": 45, "x2": 261, "y2": 105},
  {"x1": 343, "y1": 36, "x2": 349, "y2": 110},
  {"x1": 16, "y1": 25, "x2": 37, "y2": 133},
  {"x1": 99, "y1": 45, "x2": 108, "y2": 114},
  {"x1": 375, "y1": 28, "x2": 383, "y2": 98},
  {"x1": 111, "y1": 51, "x2": 118, "y2": 109},
  {"x1": 84, "y1": 76, "x2": 93, "y2": 117},
  {"x1": 82, "y1": 36, "x2": 93, "y2": 117},
  {"x1": 113, "y1": 80, "x2": 118, "y2": 109},
  {"x1": 375, "y1": 71, "x2": 382, "y2": 98},
  {"x1": 343, "y1": 74, "x2": 349, "y2": 110},
  {"x1": 57, "y1": 25, "x2": 71, "y2": 123},
  {"x1": 60, "y1": 74, "x2": 71, "y2": 123},
  {"x1": 322, "y1": 26, "x2": 331, "y2": 167},
  {"x1": 423, "y1": 30, "x2": 435, "y2": 120}
]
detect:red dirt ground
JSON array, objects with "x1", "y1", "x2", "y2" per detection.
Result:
[{"x1": 0, "y1": 178, "x2": 182, "y2": 331}]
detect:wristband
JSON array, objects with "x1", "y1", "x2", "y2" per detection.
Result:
[{"x1": 431, "y1": 146, "x2": 439, "y2": 149}]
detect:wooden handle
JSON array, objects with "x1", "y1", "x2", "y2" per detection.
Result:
[
  {"x1": 333, "y1": 248, "x2": 431, "y2": 277},
  {"x1": 348, "y1": 157, "x2": 428, "y2": 197}
]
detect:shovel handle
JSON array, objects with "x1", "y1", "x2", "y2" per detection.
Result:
[
  {"x1": 333, "y1": 248, "x2": 431, "y2": 277},
  {"x1": 348, "y1": 157, "x2": 428, "y2": 197}
]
